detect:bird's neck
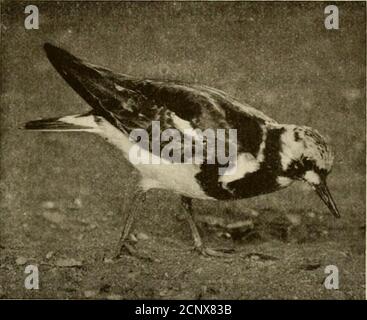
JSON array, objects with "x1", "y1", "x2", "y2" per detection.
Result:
[{"x1": 262, "y1": 123, "x2": 289, "y2": 172}]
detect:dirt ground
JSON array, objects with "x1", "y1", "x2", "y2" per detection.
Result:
[{"x1": 0, "y1": 1, "x2": 365, "y2": 299}]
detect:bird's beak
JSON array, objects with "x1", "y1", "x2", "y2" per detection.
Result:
[{"x1": 313, "y1": 181, "x2": 340, "y2": 218}]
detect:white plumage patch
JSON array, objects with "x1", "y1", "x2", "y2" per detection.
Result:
[
  {"x1": 304, "y1": 170, "x2": 321, "y2": 185},
  {"x1": 219, "y1": 152, "x2": 260, "y2": 188},
  {"x1": 59, "y1": 114, "x2": 100, "y2": 132},
  {"x1": 276, "y1": 176, "x2": 293, "y2": 187},
  {"x1": 171, "y1": 113, "x2": 194, "y2": 133},
  {"x1": 279, "y1": 125, "x2": 303, "y2": 171},
  {"x1": 114, "y1": 84, "x2": 125, "y2": 91}
]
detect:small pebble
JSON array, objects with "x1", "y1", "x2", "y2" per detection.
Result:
[
  {"x1": 73, "y1": 198, "x2": 82, "y2": 209},
  {"x1": 195, "y1": 267, "x2": 203, "y2": 274},
  {"x1": 129, "y1": 233, "x2": 138, "y2": 243},
  {"x1": 286, "y1": 213, "x2": 302, "y2": 226},
  {"x1": 243, "y1": 208, "x2": 260, "y2": 217},
  {"x1": 307, "y1": 211, "x2": 316, "y2": 218},
  {"x1": 55, "y1": 258, "x2": 83, "y2": 268},
  {"x1": 249, "y1": 209, "x2": 260, "y2": 217},
  {"x1": 68, "y1": 197, "x2": 83, "y2": 210},
  {"x1": 226, "y1": 220, "x2": 253, "y2": 229},
  {"x1": 84, "y1": 290, "x2": 97, "y2": 298},
  {"x1": 136, "y1": 232, "x2": 149, "y2": 241},
  {"x1": 216, "y1": 232, "x2": 231, "y2": 239},
  {"x1": 45, "y1": 251, "x2": 54, "y2": 260},
  {"x1": 87, "y1": 223, "x2": 97, "y2": 231},
  {"x1": 127, "y1": 271, "x2": 138, "y2": 280},
  {"x1": 103, "y1": 257, "x2": 114, "y2": 264},
  {"x1": 250, "y1": 255, "x2": 260, "y2": 261},
  {"x1": 41, "y1": 201, "x2": 56, "y2": 210},
  {"x1": 159, "y1": 290, "x2": 168, "y2": 297},
  {"x1": 15, "y1": 257, "x2": 28, "y2": 265}
]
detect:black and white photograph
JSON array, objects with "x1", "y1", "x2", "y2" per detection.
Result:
[{"x1": 0, "y1": 0, "x2": 365, "y2": 302}]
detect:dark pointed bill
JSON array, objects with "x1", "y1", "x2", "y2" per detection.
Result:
[{"x1": 314, "y1": 182, "x2": 340, "y2": 218}]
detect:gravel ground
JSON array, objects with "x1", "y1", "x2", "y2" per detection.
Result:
[{"x1": 0, "y1": 1, "x2": 365, "y2": 299}]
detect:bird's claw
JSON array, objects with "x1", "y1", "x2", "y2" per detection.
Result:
[
  {"x1": 115, "y1": 242, "x2": 153, "y2": 261},
  {"x1": 115, "y1": 242, "x2": 137, "y2": 259},
  {"x1": 194, "y1": 245, "x2": 235, "y2": 257}
]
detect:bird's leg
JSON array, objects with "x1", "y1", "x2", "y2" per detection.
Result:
[
  {"x1": 181, "y1": 196, "x2": 203, "y2": 249},
  {"x1": 115, "y1": 190, "x2": 146, "y2": 258},
  {"x1": 181, "y1": 196, "x2": 234, "y2": 257}
]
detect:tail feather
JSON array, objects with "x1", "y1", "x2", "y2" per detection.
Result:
[{"x1": 24, "y1": 114, "x2": 97, "y2": 131}]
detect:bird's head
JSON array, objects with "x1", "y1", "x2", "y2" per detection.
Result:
[{"x1": 278, "y1": 125, "x2": 340, "y2": 218}]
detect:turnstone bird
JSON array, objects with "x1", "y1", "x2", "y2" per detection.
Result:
[{"x1": 25, "y1": 43, "x2": 339, "y2": 257}]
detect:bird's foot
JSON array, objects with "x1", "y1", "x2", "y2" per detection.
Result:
[
  {"x1": 194, "y1": 245, "x2": 235, "y2": 258},
  {"x1": 114, "y1": 241, "x2": 136, "y2": 258},
  {"x1": 114, "y1": 242, "x2": 152, "y2": 261}
]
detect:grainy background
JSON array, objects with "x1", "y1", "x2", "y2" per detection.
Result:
[{"x1": 0, "y1": 1, "x2": 365, "y2": 299}]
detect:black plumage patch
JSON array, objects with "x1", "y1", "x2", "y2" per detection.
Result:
[
  {"x1": 195, "y1": 163, "x2": 234, "y2": 200},
  {"x1": 24, "y1": 117, "x2": 94, "y2": 130},
  {"x1": 194, "y1": 112, "x2": 265, "y2": 199},
  {"x1": 224, "y1": 108, "x2": 264, "y2": 155},
  {"x1": 195, "y1": 127, "x2": 285, "y2": 200},
  {"x1": 294, "y1": 130, "x2": 301, "y2": 142},
  {"x1": 136, "y1": 82, "x2": 205, "y2": 121},
  {"x1": 284, "y1": 157, "x2": 328, "y2": 180},
  {"x1": 226, "y1": 127, "x2": 285, "y2": 199}
]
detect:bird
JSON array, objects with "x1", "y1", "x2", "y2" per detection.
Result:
[{"x1": 25, "y1": 43, "x2": 340, "y2": 257}]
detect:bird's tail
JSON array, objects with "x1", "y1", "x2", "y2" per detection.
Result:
[{"x1": 24, "y1": 114, "x2": 98, "y2": 131}]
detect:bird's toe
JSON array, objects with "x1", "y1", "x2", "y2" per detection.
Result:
[
  {"x1": 115, "y1": 242, "x2": 137, "y2": 259},
  {"x1": 115, "y1": 242, "x2": 153, "y2": 262},
  {"x1": 194, "y1": 245, "x2": 235, "y2": 258}
]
